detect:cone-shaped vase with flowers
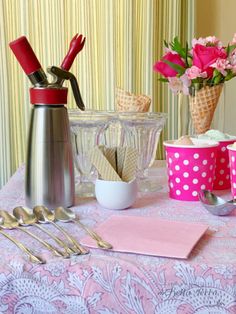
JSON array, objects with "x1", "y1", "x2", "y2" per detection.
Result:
[{"x1": 153, "y1": 35, "x2": 236, "y2": 134}]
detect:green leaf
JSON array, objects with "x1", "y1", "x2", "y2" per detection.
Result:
[
  {"x1": 185, "y1": 42, "x2": 189, "y2": 67},
  {"x1": 163, "y1": 59, "x2": 185, "y2": 75},
  {"x1": 213, "y1": 73, "x2": 222, "y2": 84},
  {"x1": 164, "y1": 40, "x2": 169, "y2": 48},
  {"x1": 227, "y1": 44, "x2": 236, "y2": 55},
  {"x1": 170, "y1": 36, "x2": 186, "y2": 59},
  {"x1": 213, "y1": 69, "x2": 220, "y2": 77},
  {"x1": 158, "y1": 78, "x2": 168, "y2": 82},
  {"x1": 225, "y1": 70, "x2": 235, "y2": 81}
]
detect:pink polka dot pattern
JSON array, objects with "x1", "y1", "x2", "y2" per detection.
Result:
[
  {"x1": 213, "y1": 140, "x2": 235, "y2": 190},
  {"x1": 165, "y1": 145, "x2": 218, "y2": 201},
  {"x1": 228, "y1": 146, "x2": 236, "y2": 198}
]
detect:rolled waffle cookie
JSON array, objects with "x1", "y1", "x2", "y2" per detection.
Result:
[
  {"x1": 121, "y1": 147, "x2": 138, "y2": 182},
  {"x1": 90, "y1": 147, "x2": 122, "y2": 181}
]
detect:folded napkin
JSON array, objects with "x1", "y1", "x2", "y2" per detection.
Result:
[
  {"x1": 80, "y1": 215, "x2": 208, "y2": 259},
  {"x1": 116, "y1": 87, "x2": 151, "y2": 112}
]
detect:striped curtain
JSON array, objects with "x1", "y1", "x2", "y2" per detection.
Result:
[{"x1": 0, "y1": 0, "x2": 194, "y2": 188}]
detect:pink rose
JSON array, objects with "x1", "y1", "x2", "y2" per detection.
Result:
[
  {"x1": 192, "y1": 44, "x2": 227, "y2": 77},
  {"x1": 153, "y1": 52, "x2": 185, "y2": 78}
]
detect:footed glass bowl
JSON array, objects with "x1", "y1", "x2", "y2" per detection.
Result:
[
  {"x1": 69, "y1": 109, "x2": 111, "y2": 197},
  {"x1": 119, "y1": 112, "x2": 167, "y2": 192}
]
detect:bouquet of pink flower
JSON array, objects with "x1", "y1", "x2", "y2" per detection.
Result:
[{"x1": 153, "y1": 35, "x2": 236, "y2": 95}]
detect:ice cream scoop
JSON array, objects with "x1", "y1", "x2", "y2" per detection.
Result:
[
  {"x1": 174, "y1": 136, "x2": 194, "y2": 146},
  {"x1": 198, "y1": 129, "x2": 236, "y2": 141},
  {"x1": 198, "y1": 190, "x2": 236, "y2": 216}
]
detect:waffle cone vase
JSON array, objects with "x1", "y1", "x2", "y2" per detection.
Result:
[{"x1": 189, "y1": 84, "x2": 223, "y2": 134}]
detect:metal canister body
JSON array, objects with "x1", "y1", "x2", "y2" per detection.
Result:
[{"x1": 25, "y1": 105, "x2": 74, "y2": 209}]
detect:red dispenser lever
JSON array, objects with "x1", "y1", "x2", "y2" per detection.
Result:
[{"x1": 9, "y1": 36, "x2": 48, "y2": 86}]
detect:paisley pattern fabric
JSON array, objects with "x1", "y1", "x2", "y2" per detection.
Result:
[{"x1": 0, "y1": 164, "x2": 236, "y2": 313}]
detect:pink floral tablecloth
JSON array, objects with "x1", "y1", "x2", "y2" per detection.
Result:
[{"x1": 0, "y1": 164, "x2": 236, "y2": 313}]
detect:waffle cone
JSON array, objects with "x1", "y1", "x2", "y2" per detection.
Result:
[
  {"x1": 116, "y1": 87, "x2": 151, "y2": 112},
  {"x1": 189, "y1": 84, "x2": 223, "y2": 134}
]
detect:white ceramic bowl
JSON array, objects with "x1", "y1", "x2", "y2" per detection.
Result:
[{"x1": 95, "y1": 179, "x2": 138, "y2": 210}]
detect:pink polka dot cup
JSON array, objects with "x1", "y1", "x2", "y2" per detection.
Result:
[
  {"x1": 164, "y1": 139, "x2": 219, "y2": 201},
  {"x1": 213, "y1": 139, "x2": 236, "y2": 190},
  {"x1": 227, "y1": 144, "x2": 236, "y2": 198}
]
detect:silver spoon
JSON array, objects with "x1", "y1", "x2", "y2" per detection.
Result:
[
  {"x1": 13, "y1": 206, "x2": 74, "y2": 257},
  {"x1": 0, "y1": 210, "x2": 66, "y2": 258},
  {"x1": 198, "y1": 190, "x2": 236, "y2": 216},
  {"x1": 33, "y1": 205, "x2": 89, "y2": 255},
  {"x1": 55, "y1": 206, "x2": 113, "y2": 249},
  {"x1": 0, "y1": 217, "x2": 45, "y2": 264}
]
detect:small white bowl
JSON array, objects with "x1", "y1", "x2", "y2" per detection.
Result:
[{"x1": 95, "y1": 179, "x2": 138, "y2": 210}]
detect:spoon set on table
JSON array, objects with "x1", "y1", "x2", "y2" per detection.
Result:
[{"x1": 0, "y1": 206, "x2": 112, "y2": 264}]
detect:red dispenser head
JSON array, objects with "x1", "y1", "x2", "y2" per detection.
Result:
[{"x1": 9, "y1": 36, "x2": 48, "y2": 86}]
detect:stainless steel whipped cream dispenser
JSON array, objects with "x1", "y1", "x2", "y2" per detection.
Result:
[{"x1": 9, "y1": 35, "x2": 85, "y2": 209}]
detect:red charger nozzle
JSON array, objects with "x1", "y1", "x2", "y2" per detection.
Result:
[{"x1": 9, "y1": 36, "x2": 42, "y2": 75}]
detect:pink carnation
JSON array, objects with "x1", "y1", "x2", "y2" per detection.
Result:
[
  {"x1": 185, "y1": 66, "x2": 207, "y2": 79},
  {"x1": 192, "y1": 36, "x2": 222, "y2": 49},
  {"x1": 229, "y1": 49, "x2": 236, "y2": 65},
  {"x1": 192, "y1": 37, "x2": 206, "y2": 48},
  {"x1": 205, "y1": 36, "x2": 222, "y2": 47},
  {"x1": 211, "y1": 58, "x2": 232, "y2": 76}
]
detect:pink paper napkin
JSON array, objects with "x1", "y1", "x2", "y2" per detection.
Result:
[{"x1": 80, "y1": 215, "x2": 208, "y2": 259}]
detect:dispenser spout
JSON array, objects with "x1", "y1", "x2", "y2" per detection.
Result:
[{"x1": 47, "y1": 66, "x2": 85, "y2": 111}]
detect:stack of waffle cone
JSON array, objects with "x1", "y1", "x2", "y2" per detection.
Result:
[
  {"x1": 116, "y1": 87, "x2": 151, "y2": 112},
  {"x1": 189, "y1": 84, "x2": 223, "y2": 134}
]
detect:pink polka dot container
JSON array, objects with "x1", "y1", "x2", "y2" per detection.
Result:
[
  {"x1": 164, "y1": 139, "x2": 219, "y2": 201},
  {"x1": 213, "y1": 139, "x2": 236, "y2": 190},
  {"x1": 227, "y1": 144, "x2": 236, "y2": 198}
]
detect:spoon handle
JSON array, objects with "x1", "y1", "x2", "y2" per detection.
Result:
[
  {"x1": 74, "y1": 220, "x2": 113, "y2": 249},
  {"x1": 0, "y1": 228, "x2": 45, "y2": 264},
  {"x1": 18, "y1": 226, "x2": 67, "y2": 258},
  {"x1": 51, "y1": 222, "x2": 89, "y2": 255},
  {"x1": 33, "y1": 223, "x2": 74, "y2": 256}
]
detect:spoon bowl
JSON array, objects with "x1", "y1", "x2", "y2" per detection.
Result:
[
  {"x1": 55, "y1": 206, "x2": 113, "y2": 250},
  {"x1": 33, "y1": 205, "x2": 89, "y2": 255},
  {"x1": 198, "y1": 190, "x2": 236, "y2": 216},
  {"x1": 33, "y1": 205, "x2": 54, "y2": 223},
  {"x1": 0, "y1": 209, "x2": 67, "y2": 258},
  {"x1": 0, "y1": 210, "x2": 19, "y2": 229},
  {"x1": 13, "y1": 206, "x2": 37, "y2": 225},
  {"x1": 0, "y1": 211, "x2": 45, "y2": 263},
  {"x1": 13, "y1": 206, "x2": 73, "y2": 257}
]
